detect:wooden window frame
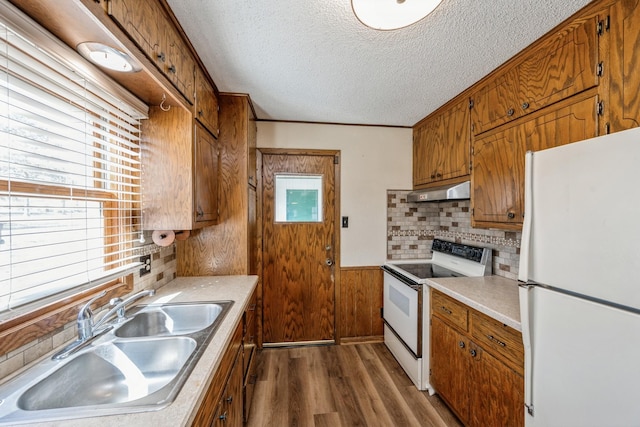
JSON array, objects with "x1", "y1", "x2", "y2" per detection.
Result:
[{"x1": 0, "y1": 178, "x2": 134, "y2": 356}]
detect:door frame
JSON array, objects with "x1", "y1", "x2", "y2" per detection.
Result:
[{"x1": 257, "y1": 148, "x2": 342, "y2": 345}]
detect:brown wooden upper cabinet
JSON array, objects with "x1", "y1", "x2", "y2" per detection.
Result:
[
  {"x1": 413, "y1": 98, "x2": 470, "y2": 188},
  {"x1": 142, "y1": 106, "x2": 220, "y2": 231},
  {"x1": 608, "y1": 0, "x2": 640, "y2": 132},
  {"x1": 470, "y1": 14, "x2": 599, "y2": 135},
  {"x1": 194, "y1": 122, "x2": 220, "y2": 225},
  {"x1": 107, "y1": 0, "x2": 195, "y2": 104},
  {"x1": 471, "y1": 93, "x2": 599, "y2": 228},
  {"x1": 195, "y1": 67, "x2": 220, "y2": 137}
]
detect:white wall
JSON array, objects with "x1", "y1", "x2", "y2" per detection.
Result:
[{"x1": 257, "y1": 122, "x2": 412, "y2": 266}]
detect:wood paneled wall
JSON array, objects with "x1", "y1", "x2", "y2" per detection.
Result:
[{"x1": 340, "y1": 266, "x2": 383, "y2": 342}]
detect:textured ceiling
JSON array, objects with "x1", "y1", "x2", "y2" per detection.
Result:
[{"x1": 166, "y1": 0, "x2": 593, "y2": 127}]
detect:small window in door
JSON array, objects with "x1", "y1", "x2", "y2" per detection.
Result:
[{"x1": 275, "y1": 174, "x2": 323, "y2": 222}]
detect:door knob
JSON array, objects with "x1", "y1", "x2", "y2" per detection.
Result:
[{"x1": 325, "y1": 258, "x2": 333, "y2": 266}]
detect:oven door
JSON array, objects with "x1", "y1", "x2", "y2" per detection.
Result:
[{"x1": 383, "y1": 269, "x2": 422, "y2": 357}]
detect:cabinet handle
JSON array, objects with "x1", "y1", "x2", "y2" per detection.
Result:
[
  {"x1": 430, "y1": 174, "x2": 436, "y2": 179},
  {"x1": 458, "y1": 341, "x2": 465, "y2": 349},
  {"x1": 507, "y1": 108, "x2": 515, "y2": 117},
  {"x1": 507, "y1": 212, "x2": 515, "y2": 219},
  {"x1": 197, "y1": 207, "x2": 204, "y2": 218},
  {"x1": 470, "y1": 349, "x2": 477, "y2": 357},
  {"x1": 157, "y1": 52, "x2": 165, "y2": 62},
  {"x1": 219, "y1": 411, "x2": 228, "y2": 421},
  {"x1": 521, "y1": 102, "x2": 530, "y2": 110},
  {"x1": 487, "y1": 334, "x2": 507, "y2": 347},
  {"x1": 436, "y1": 172, "x2": 442, "y2": 178},
  {"x1": 168, "y1": 65, "x2": 176, "y2": 74},
  {"x1": 440, "y1": 306, "x2": 452, "y2": 315},
  {"x1": 226, "y1": 395, "x2": 233, "y2": 404},
  {"x1": 198, "y1": 110, "x2": 203, "y2": 116}
]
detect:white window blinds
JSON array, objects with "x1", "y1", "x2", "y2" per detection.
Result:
[{"x1": 0, "y1": 14, "x2": 148, "y2": 311}]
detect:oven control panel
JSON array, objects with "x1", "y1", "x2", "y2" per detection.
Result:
[{"x1": 432, "y1": 239, "x2": 487, "y2": 263}]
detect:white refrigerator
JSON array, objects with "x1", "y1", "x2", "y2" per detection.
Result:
[{"x1": 518, "y1": 126, "x2": 640, "y2": 427}]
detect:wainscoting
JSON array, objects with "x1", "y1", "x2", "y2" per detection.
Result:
[{"x1": 339, "y1": 266, "x2": 383, "y2": 342}]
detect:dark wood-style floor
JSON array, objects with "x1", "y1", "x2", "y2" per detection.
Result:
[{"x1": 247, "y1": 343, "x2": 463, "y2": 427}]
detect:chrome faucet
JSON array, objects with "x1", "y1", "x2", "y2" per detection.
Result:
[
  {"x1": 53, "y1": 289, "x2": 156, "y2": 360},
  {"x1": 76, "y1": 291, "x2": 107, "y2": 341},
  {"x1": 91, "y1": 289, "x2": 156, "y2": 333}
]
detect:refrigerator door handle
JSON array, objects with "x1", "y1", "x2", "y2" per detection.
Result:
[
  {"x1": 518, "y1": 151, "x2": 534, "y2": 283},
  {"x1": 519, "y1": 283, "x2": 534, "y2": 416}
]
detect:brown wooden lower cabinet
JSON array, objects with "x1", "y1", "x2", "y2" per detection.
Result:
[
  {"x1": 243, "y1": 288, "x2": 258, "y2": 423},
  {"x1": 430, "y1": 289, "x2": 524, "y2": 427},
  {"x1": 213, "y1": 351, "x2": 244, "y2": 426},
  {"x1": 192, "y1": 321, "x2": 243, "y2": 427}
]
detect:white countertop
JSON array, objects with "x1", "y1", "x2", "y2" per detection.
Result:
[
  {"x1": 426, "y1": 275, "x2": 522, "y2": 331},
  {"x1": 21, "y1": 275, "x2": 258, "y2": 427}
]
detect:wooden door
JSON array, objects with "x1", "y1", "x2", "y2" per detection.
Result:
[{"x1": 262, "y1": 152, "x2": 337, "y2": 344}]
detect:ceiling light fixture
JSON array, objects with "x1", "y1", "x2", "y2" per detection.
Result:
[
  {"x1": 351, "y1": 0, "x2": 443, "y2": 30},
  {"x1": 77, "y1": 42, "x2": 141, "y2": 73}
]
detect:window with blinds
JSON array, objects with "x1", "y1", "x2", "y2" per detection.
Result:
[{"x1": 0, "y1": 17, "x2": 148, "y2": 312}]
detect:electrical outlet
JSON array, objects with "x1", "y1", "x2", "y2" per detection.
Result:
[
  {"x1": 140, "y1": 255, "x2": 151, "y2": 276},
  {"x1": 342, "y1": 216, "x2": 349, "y2": 228}
]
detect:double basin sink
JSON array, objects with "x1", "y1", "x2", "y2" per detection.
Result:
[{"x1": 0, "y1": 300, "x2": 233, "y2": 425}]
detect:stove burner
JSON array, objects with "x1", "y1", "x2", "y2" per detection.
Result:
[{"x1": 392, "y1": 263, "x2": 461, "y2": 279}]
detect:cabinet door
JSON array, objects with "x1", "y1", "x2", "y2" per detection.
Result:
[
  {"x1": 468, "y1": 342, "x2": 524, "y2": 427},
  {"x1": 107, "y1": 0, "x2": 163, "y2": 68},
  {"x1": 194, "y1": 123, "x2": 219, "y2": 225},
  {"x1": 164, "y1": 23, "x2": 196, "y2": 104},
  {"x1": 609, "y1": 0, "x2": 640, "y2": 132},
  {"x1": 213, "y1": 356, "x2": 242, "y2": 427},
  {"x1": 471, "y1": 15, "x2": 598, "y2": 135},
  {"x1": 248, "y1": 110, "x2": 257, "y2": 187},
  {"x1": 516, "y1": 16, "x2": 599, "y2": 116},
  {"x1": 471, "y1": 68, "x2": 521, "y2": 135},
  {"x1": 195, "y1": 67, "x2": 219, "y2": 137},
  {"x1": 413, "y1": 124, "x2": 434, "y2": 187},
  {"x1": 413, "y1": 99, "x2": 470, "y2": 187},
  {"x1": 472, "y1": 125, "x2": 524, "y2": 226},
  {"x1": 472, "y1": 94, "x2": 598, "y2": 228},
  {"x1": 431, "y1": 316, "x2": 471, "y2": 424}
]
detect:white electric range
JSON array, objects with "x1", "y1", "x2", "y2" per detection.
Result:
[{"x1": 381, "y1": 239, "x2": 492, "y2": 392}]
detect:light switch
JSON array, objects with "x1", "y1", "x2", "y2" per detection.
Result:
[{"x1": 342, "y1": 216, "x2": 349, "y2": 228}]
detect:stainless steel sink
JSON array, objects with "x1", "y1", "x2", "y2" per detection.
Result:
[
  {"x1": 115, "y1": 303, "x2": 225, "y2": 338},
  {"x1": 18, "y1": 337, "x2": 196, "y2": 410},
  {"x1": 0, "y1": 300, "x2": 233, "y2": 425}
]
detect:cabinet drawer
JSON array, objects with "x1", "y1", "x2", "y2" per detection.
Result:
[
  {"x1": 431, "y1": 290, "x2": 468, "y2": 332},
  {"x1": 470, "y1": 311, "x2": 524, "y2": 375}
]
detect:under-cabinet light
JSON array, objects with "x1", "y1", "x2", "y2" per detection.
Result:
[{"x1": 77, "y1": 42, "x2": 141, "y2": 73}]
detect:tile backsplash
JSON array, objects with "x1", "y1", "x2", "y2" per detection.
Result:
[
  {"x1": 0, "y1": 244, "x2": 177, "y2": 381},
  {"x1": 387, "y1": 190, "x2": 521, "y2": 280}
]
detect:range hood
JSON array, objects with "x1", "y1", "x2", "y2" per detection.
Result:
[{"x1": 407, "y1": 181, "x2": 470, "y2": 202}]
